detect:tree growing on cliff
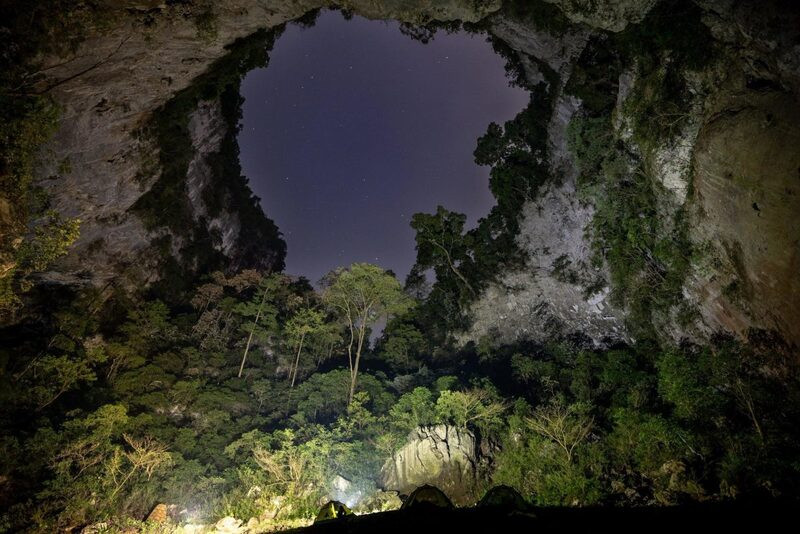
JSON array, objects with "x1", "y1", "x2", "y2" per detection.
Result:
[
  {"x1": 0, "y1": 210, "x2": 80, "y2": 318},
  {"x1": 410, "y1": 206, "x2": 476, "y2": 298},
  {"x1": 323, "y1": 263, "x2": 413, "y2": 404}
]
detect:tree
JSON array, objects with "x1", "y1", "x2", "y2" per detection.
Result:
[
  {"x1": 435, "y1": 388, "x2": 507, "y2": 432},
  {"x1": 285, "y1": 307, "x2": 325, "y2": 387},
  {"x1": 308, "y1": 320, "x2": 344, "y2": 368},
  {"x1": 235, "y1": 274, "x2": 286, "y2": 377},
  {"x1": 378, "y1": 320, "x2": 426, "y2": 372},
  {"x1": 107, "y1": 434, "x2": 172, "y2": 501},
  {"x1": 1, "y1": 210, "x2": 80, "y2": 318},
  {"x1": 15, "y1": 301, "x2": 109, "y2": 410},
  {"x1": 31, "y1": 352, "x2": 104, "y2": 410},
  {"x1": 410, "y1": 206, "x2": 476, "y2": 297},
  {"x1": 473, "y1": 93, "x2": 550, "y2": 218},
  {"x1": 526, "y1": 399, "x2": 593, "y2": 464},
  {"x1": 389, "y1": 387, "x2": 435, "y2": 432},
  {"x1": 322, "y1": 263, "x2": 413, "y2": 403}
]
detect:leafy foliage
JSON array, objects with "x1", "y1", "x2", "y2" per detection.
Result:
[
  {"x1": 407, "y1": 84, "x2": 556, "y2": 340},
  {"x1": 566, "y1": 109, "x2": 692, "y2": 336},
  {"x1": 2, "y1": 262, "x2": 799, "y2": 531},
  {"x1": 323, "y1": 263, "x2": 414, "y2": 403},
  {"x1": 1, "y1": 210, "x2": 80, "y2": 316}
]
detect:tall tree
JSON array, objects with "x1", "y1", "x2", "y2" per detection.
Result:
[
  {"x1": 285, "y1": 307, "x2": 325, "y2": 387},
  {"x1": 323, "y1": 263, "x2": 413, "y2": 403},
  {"x1": 235, "y1": 274, "x2": 285, "y2": 377}
]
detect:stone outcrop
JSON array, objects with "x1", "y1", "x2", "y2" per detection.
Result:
[
  {"x1": 380, "y1": 425, "x2": 480, "y2": 506},
  {"x1": 464, "y1": 8, "x2": 629, "y2": 348}
]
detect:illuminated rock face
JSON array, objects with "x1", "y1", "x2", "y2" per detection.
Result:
[
  {"x1": 380, "y1": 425, "x2": 480, "y2": 506},
  {"x1": 459, "y1": 2, "x2": 800, "y2": 351}
]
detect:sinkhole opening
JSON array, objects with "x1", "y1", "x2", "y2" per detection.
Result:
[{"x1": 237, "y1": 9, "x2": 530, "y2": 284}]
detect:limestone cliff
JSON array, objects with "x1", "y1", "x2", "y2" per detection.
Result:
[
  {"x1": 462, "y1": 0, "x2": 800, "y2": 352},
  {"x1": 14, "y1": 0, "x2": 800, "y2": 351},
  {"x1": 28, "y1": 0, "x2": 501, "y2": 293}
]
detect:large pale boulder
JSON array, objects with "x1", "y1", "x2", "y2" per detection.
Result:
[
  {"x1": 145, "y1": 503, "x2": 168, "y2": 523},
  {"x1": 213, "y1": 516, "x2": 246, "y2": 534},
  {"x1": 380, "y1": 425, "x2": 479, "y2": 506}
]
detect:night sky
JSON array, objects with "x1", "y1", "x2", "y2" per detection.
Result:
[{"x1": 238, "y1": 10, "x2": 529, "y2": 284}]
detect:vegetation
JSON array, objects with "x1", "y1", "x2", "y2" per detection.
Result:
[
  {"x1": 2, "y1": 263, "x2": 797, "y2": 531},
  {"x1": 323, "y1": 263, "x2": 413, "y2": 403},
  {"x1": 558, "y1": 0, "x2": 716, "y2": 336},
  {"x1": 566, "y1": 110, "x2": 693, "y2": 336},
  {"x1": 0, "y1": 0, "x2": 92, "y2": 318},
  {"x1": 405, "y1": 82, "x2": 557, "y2": 340},
  {"x1": 0, "y1": 209, "x2": 80, "y2": 317},
  {"x1": 396, "y1": 9, "x2": 561, "y2": 341},
  {"x1": 1, "y1": 4, "x2": 798, "y2": 534}
]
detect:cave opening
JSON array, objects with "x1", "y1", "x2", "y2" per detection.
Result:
[
  {"x1": 237, "y1": 9, "x2": 529, "y2": 283},
  {"x1": 3, "y1": 1, "x2": 800, "y2": 531}
]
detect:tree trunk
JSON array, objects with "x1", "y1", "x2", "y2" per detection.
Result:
[
  {"x1": 348, "y1": 321, "x2": 368, "y2": 404},
  {"x1": 238, "y1": 285, "x2": 268, "y2": 378},
  {"x1": 290, "y1": 332, "x2": 306, "y2": 388},
  {"x1": 346, "y1": 316, "x2": 355, "y2": 383},
  {"x1": 431, "y1": 239, "x2": 476, "y2": 296}
]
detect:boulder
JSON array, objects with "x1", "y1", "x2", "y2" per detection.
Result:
[
  {"x1": 145, "y1": 503, "x2": 168, "y2": 523},
  {"x1": 332, "y1": 474, "x2": 352, "y2": 493},
  {"x1": 213, "y1": 516, "x2": 246, "y2": 534},
  {"x1": 380, "y1": 425, "x2": 479, "y2": 506}
]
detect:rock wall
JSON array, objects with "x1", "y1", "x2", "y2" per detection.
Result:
[
  {"x1": 686, "y1": 89, "x2": 800, "y2": 346},
  {"x1": 464, "y1": 7, "x2": 628, "y2": 348},
  {"x1": 461, "y1": 0, "x2": 800, "y2": 352},
  {"x1": 543, "y1": 0, "x2": 659, "y2": 31},
  {"x1": 380, "y1": 425, "x2": 480, "y2": 505},
  {"x1": 31, "y1": 0, "x2": 501, "y2": 291},
  {"x1": 23, "y1": 0, "x2": 800, "y2": 351}
]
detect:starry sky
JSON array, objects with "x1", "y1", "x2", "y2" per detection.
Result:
[{"x1": 238, "y1": 10, "x2": 529, "y2": 284}]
